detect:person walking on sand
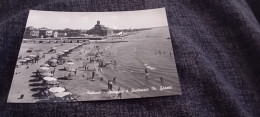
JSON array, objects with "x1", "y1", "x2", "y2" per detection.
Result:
[
  {"x1": 74, "y1": 69, "x2": 77, "y2": 75},
  {"x1": 92, "y1": 71, "x2": 95, "y2": 79},
  {"x1": 118, "y1": 87, "x2": 122, "y2": 99}
]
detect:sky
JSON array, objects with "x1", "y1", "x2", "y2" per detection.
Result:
[{"x1": 26, "y1": 8, "x2": 168, "y2": 30}]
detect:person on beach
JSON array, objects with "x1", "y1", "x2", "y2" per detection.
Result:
[
  {"x1": 97, "y1": 67, "x2": 102, "y2": 72},
  {"x1": 36, "y1": 55, "x2": 39, "y2": 63},
  {"x1": 36, "y1": 69, "x2": 39, "y2": 77},
  {"x1": 92, "y1": 71, "x2": 95, "y2": 80},
  {"x1": 114, "y1": 60, "x2": 117, "y2": 65},
  {"x1": 108, "y1": 80, "x2": 113, "y2": 91},
  {"x1": 169, "y1": 52, "x2": 172, "y2": 56},
  {"x1": 159, "y1": 50, "x2": 161, "y2": 55},
  {"x1": 113, "y1": 77, "x2": 117, "y2": 83},
  {"x1": 74, "y1": 69, "x2": 77, "y2": 75},
  {"x1": 160, "y1": 77, "x2": 164, "y2": 83},
  {"x1": 118, "y1": 87, "x2": 122, "y2": 99},
  {"x1": 68, "y1": 73, "x2": 72, "y2": 80},
  {"x1": 100, "y1": 77, "x2": 103, "y2": 81},
  {"x1": 145, "y1": 68, "x2": 148, "y2": 74},
  {"x1": 53, "y1": 68, "x2": 56, "y2": 75}
]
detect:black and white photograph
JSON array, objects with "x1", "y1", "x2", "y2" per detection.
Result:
[{"x1": 7, "y1": 8, "x2": 181, "y2": 103}]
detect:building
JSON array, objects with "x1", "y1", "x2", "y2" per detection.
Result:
[
  {"x1": 46, "y1": 30, "x2": 53, "y2": 37},
  {"x1": 23, "y1": 26, "x2": 38, "y2": 38},
  {"x1": 53, "y1": 31, "x2": 58, "y2": 37},
  {"x1": 30, "y1": 30, "x2": 39, "y2": 37},
  {"x1": 87, "y1": 21, "x2": 113, "y2": 36},
  {"x1": 65, "y1": 29, "x2": 81, "y2": 37}
]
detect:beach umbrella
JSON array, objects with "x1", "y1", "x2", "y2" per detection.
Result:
[
  {"x1": 57, "y1": 52, "x2": 64, "y2": 55},
  {"x1": 43, "y1": 77, "x2": 57, "y2": 81},
  {"x1": 46, "y1": 81, "x2": 60, "y2": 85},
  {"x1": 29, "y1": 55, "x2": 37, "y2": 57},
  {"x1": 52, "y1": 47, "x2": 57, "y2": 49},
  {"x1": 63, "y1": 50, "x2": 69, "y2": 52},
  {"x1": 16, "y1": 63, "x2": 22, "y2": 66},
  {"x1": 69, "y1": 68, "x2": 76, "y2": 72},
  {"x1": 38, "y1": 52, "x2": 43, "y2": 55},
  {"x1": 38, "y1": 69, "x2": 48, "y2": 73},
  {"x1": 24, "y1": 58, "x2": 31, "y2": 60},
  {"x1": 41, "y1": 73, "x2": 53, "y2": 77},
  {"x1": 40, "y1": 64, "x2": 50, "y2": 67},
  {"x1": 87, "y1": 52, "x2": 95, "y2": 56},
  {"x1": 50, "y1": 59, "x2": 58, "y2": 62},
  {"x1": 51, "y1": 56, "x2": 58, "y2": 59},
  {"x1": 49, "y1": 87, "x2": 65, "y2": 93},
  {"x1": 18, "y1": 60, "x2": 27, "y2": 63},
  {"x1": 67, "y1": 60, "x2": 72, "y2": 62},
  {"x1": 54, "y1": 92, "x2": 72, "y2": 98},
  {"x1": 67, "y1": 62, "x2": 74, "y2": 65},
  {"x1": 39, "y1": 67, "x2": 49, "y2": 70}
]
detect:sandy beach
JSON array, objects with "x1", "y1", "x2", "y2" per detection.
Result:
[{"x1": 7, "y1": 27, "x2": 181, "y2": 103}]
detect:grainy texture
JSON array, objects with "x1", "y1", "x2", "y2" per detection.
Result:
[{"x1": 0, "y1": 0, "x2": 260, "y2": 116}]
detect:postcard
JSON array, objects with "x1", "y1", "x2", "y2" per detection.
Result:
[{"x1": 7, "y1": 8, "x2": 181, "y2": 103}]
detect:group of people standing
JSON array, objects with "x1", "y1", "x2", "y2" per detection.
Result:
[{"x1": 155, "y1": 50, "x2": 172, "y2": 56}]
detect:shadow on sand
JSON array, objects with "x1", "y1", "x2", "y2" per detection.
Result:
[
  {"x1": 32, "y1": 92, "x2": 47, "y2": 99},
  {"x1": 29, "y1": 78, "x2": 42, "y2": 82},
  {"x1": 57, "y1": 76, "x2": 71, "y2": 80},
  {"x1": 29, "y1": 82, "x2": 44, "y2": 87},
  {"x1": 58, "y1": 68, "x2": 67, "y2": 71},
  {"x1": 30, "y1": 87, "x2": 44, "y2": 92}
]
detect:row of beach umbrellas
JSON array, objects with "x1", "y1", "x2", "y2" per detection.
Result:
[{"x1": 37, "y1": 45, "x2": 82, "y2": 100}]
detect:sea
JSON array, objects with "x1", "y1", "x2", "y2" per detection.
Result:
[{"x1": 102, "y1": 26, "x2": 181, "y2": 97}]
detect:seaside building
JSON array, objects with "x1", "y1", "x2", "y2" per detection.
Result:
[
  {"x1": 30, "y1": 30, "x2": 39, "y2": 37},
  {"x1": 39, "y1": 27, "x2": 52, "y2": 38},
  {"x1": 87, "y1": 21, "x2": 113, "y2": 36},
  {"x1": 53, "y1": 31, "x2": 58, "y2": 37},
  {"x1": 46, "y1": 30, "x2": 53, "y2": 37},
  {"x1": 24, "y1": 26, "x2": 38, "y2": 39},
  {"x1": 65, "y1": 29, "x2": 81, "y2": 37}
]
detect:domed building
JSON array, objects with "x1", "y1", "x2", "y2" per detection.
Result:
[{"x1": 87, "y1": 21, "x2": 113, "y2": 36}]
